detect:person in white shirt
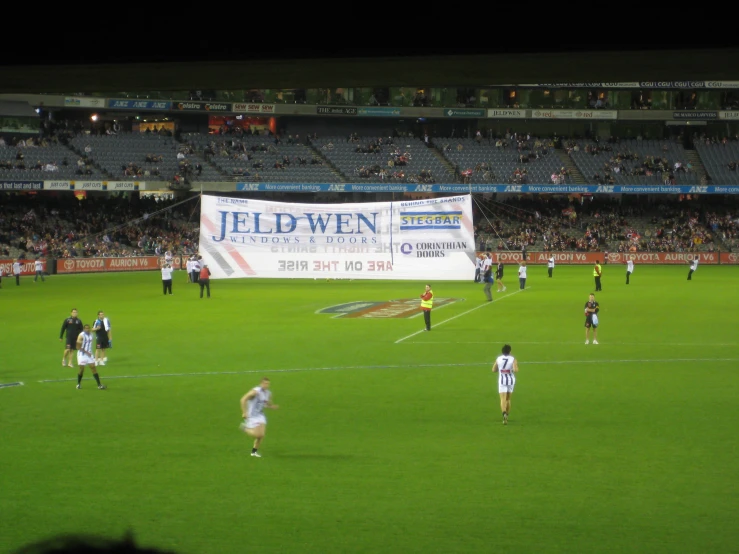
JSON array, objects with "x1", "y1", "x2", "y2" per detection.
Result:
[
  {"x1": 76, "y1": 325, "x2": 106, "y2": 390},
  {"x1": 547, "y1": 255, "x2": 555, "y2": 278},
  {"x1": 185, "y1": 257, "x2": 193, "y2": 282},
  {"x1": 474, "y1": 255, "x2": 483, "y2": 283},
  {"x1": 687, "y1": 257, "x2": 699, "y2": 280},
  {"x1": 191, "y1": 256, "x2": 201, "y2": 284},
  {"x1": 492, "y1": 344, "x2": 519, "y2": 425},
  {"x1": 13, "y1": 258, "x2": 22, "y2": 286},
  {"x1": 240, "y1": 378, "x2": 279, "y2": 457},
  {"x1": 518, "y1": 261, "x2": 527, "y2": 290},
  {"x1": 161, "y1": 263, "x2": 174, "y2": 295},
  {"x1": 34, "y1": 258, "x2": 45, "y2": 282},
  {"x1": 482, "y1": 253, "x2": 492, "y2": 278},
  {"x1": 626, "y1": 258, "x2": 634, "y2": 284}
]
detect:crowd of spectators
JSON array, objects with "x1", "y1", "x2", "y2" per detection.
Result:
[
  {"x1": 0, "y1": 195, "x2": 198, "y2": 260},
  {"x1": 473, "y1": 197, "x2": 730, "y2": 253},
  {"x1": 342, "y1": 135, "x2": 435, "y2": 183},
  {"x1": 563, "y1": 139, "x2": 694, "y2": 185}
]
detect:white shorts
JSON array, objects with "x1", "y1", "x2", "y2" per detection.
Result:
[
  {"x1": 245, "y1": 415, "x2": 266, "y2": 428},
  {"x1": 77, "y1": 352, "x2": 95, "y2": 366},
  {"x1": 499, "y1": 383, "x2": 515, "y2": 394}
]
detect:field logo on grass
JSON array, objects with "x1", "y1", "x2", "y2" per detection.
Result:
[{"x1": 318, "y1": 298, "x2": 461, "y2": 318}]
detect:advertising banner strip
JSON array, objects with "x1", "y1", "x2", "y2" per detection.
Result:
[
  {"x1": 443, "y1": 108, "x2": 486, "y2": 117},
  {"x1": 487, "y1": 109, "x2": 527, "y2": 118},
  {"x1": 64, "y1": 96, "x2": 107, "y2": 108},
  {"x1": 530, "y1": 109, "x2": 617, "y2": 120},
  {"x1": 43, "y1": 251, "x2": 739, "y2": 277},
  {"x1": 673, "y1": 111, "x2": 718, "y2": 120},
  {"x1": 232, "y1": 103, "x2": 276, "y2": 113},
  {"x1": 514, "y1": 82, "x2": 739, "y2": 89},
  {"x1": 57, "y1": 256, "x2": 164, "y2": 274},
  {"x1": 357, "y1": 107, "x2": 401, "y2": 116},
  {"x1": 316, "y1": 106, "x2": 358, "y2": 115},
  {"x1": 42, "y1": 181, "x2": 146, "y2": 191},
  {"x1": 474, "y1": 251, "x2": 735, "y2": 265},
  {"x1": 0, "y1": 260, "x2": 44, "y2": 276},
  {"x1": 0, "y1": 180, "x2": 43, "y2": 190},
  {"x1": 172, "y1": 101, "x2": 232, "y2": 112},
  {"x1": 199, "y1": 194, "x2": 476, "y2": 280},
  {"x1": 235, "y1": 183, "x2": 739, "y2": 194},
  {"x1": 107, "y1": 99, "x2": 172, "y2": 110}
]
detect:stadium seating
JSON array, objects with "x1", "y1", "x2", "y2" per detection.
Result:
[
  {"x1": 312, "y1": 136, "x2": 453, "y2": 183},
  {"x1": 0, "y1": 143, "x2": 103, "y2": 180},
  {"x1": 568, "y1": 139, "x2": 701, "y2": 185},
  {"x1": 68, "y1": 133, "x2": 222, "y2": 182},
  {"x1": 182, "y1": 133, "x2": 342, "y2": 183},
  {"x1": 439, "y1": 137, "x2": 566, "y2": 184},
  {"x1": 694, "y1": 140, "x2": 739, "y2": 184}
]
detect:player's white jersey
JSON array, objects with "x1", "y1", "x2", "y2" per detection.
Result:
[
  {"x1": 627, "y1": 260, "x2": 634, "y2": 272},
  {"x1": 247, "y1": 387, "x2": 271, "y2": 418},
  {"x1": 79, "y1": 332, "x2": 93, "y2": 354},
  {"x1": 482, "y1": 257, "x2": 492, "y2": 271},
  {"x1": 161, "y1": 267, "x2": 173, "y2": 280},
  {"x1": 691, "y1": 259, "x2": 699, "y2": 270},
  {"x1": 496, "y1": 355, "x2": 516, "y2": 387},
  {"x1": 548, "y1": 257, "x2": 554, "y2": 268},
  {"x1": 35, "y1": 260, "x2": 43, "y2": 271},
  {"x1": 518, "y1": 265, "x2": 527, "y2": 278}
]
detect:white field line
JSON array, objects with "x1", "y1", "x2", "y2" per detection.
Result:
[
  {"x1": 394, "y1": 288, "x2": 527, "y2": 344},
  {"x1": 407, "y1": 339, "x2": 739, "y2": 347},
  {"x1": 35, "y1": 357, "x2": 739, "y2": 384}
]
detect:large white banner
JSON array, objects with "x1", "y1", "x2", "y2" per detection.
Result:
[{"x1": 199, "y1": 195, "x2": 475, "y2": 280}]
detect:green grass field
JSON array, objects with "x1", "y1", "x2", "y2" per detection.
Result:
[{"x1": 2, "y1": 265, "x2": 738, "y2": 554}]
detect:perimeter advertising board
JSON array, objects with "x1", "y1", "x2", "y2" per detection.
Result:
[{"x1": 0, "y1": 259, "x2": 42, "y2": 276}]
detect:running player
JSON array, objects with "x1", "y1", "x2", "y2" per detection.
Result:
[
  {"x1": 240, "y1": 378, "x2": 279, "y2": 457},
  {"x1": 687, "y1": 257, "x2": 699, "y2": 280},
  {"x1": 76, "y1": 325, "x2": 106, "y2": 389},
  {"x1": 492, "y1": 344, "x2": 518, "y2": 425},
  {"x1": 584, "y1": 293, "x2": 600, "y2": 344},
  {"x1": 496, "y1": 259, "x2": 506, "y2": 292},
  {"x1": 626, "y1": 258, "x2": 634, "y2": 284}
]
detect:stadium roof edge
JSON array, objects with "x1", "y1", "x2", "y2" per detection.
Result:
[{"x1": 2, "y1": 49, "x2": 739, "y2": 93}]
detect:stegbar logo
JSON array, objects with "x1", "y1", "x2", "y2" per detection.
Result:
[{"x1": 318, "y1": 298, "x2": 461, "y2": 319}]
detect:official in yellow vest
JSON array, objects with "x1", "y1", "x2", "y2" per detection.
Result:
[
  {"x1": 420, "y1": 284, "x2": 434, "y2": 331},
  {"x1": 593, "y1": 260, "x2": 602, "y2": 291}
]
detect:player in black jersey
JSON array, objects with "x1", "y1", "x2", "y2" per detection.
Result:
[{"x1": 60, "y1": 308, "x2": 83, "y2": 367}]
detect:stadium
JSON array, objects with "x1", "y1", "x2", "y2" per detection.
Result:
[{"x1": 2, "y1": 47, "x2": 739, "y2": 554}]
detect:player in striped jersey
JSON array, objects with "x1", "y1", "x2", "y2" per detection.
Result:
[
  {"x1": 239, "y1": 378, "x2": 279, "y2": 457},
  {"x1": 75, "y1": 325, "x2": 106, "y2": 389},
  {"x1": 492, "y1": 344, "x2": 518, "y2": 425}
]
